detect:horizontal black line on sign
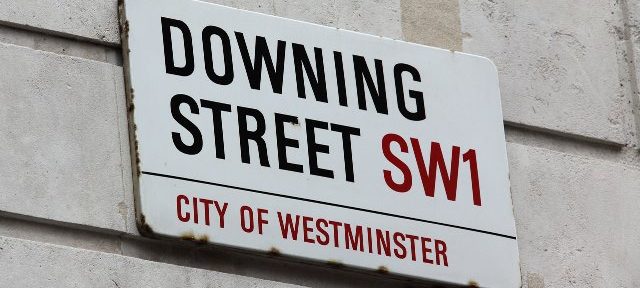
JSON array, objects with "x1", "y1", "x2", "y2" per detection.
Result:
[{"x1": 141, "y1": 171, "x2": 517, "y2": 240}]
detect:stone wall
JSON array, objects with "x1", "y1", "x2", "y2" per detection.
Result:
[{"x1": 1, "y1": 1, "x2": 639, "y2": 287}]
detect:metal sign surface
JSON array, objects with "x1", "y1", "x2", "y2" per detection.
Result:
[{"x1": 120, "y1": 0, "x2": 520, "y2": 286}]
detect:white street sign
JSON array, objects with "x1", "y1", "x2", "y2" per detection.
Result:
[{"x1": 121, "y1": 0, "x2": 520, "y2": 286}]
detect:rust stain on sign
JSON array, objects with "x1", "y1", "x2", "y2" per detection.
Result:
[
  {"x1": 467, "y1": 280, "x2": 479, "y2": 287},
  {"x1": 326, "y1": 259, "x2": 345, "y2": 269},
  {"x1": 267, "y1": 247, "x2": 281, "y2": 256},
  {"x1": 137, "y1": 214, "x2": 156, "y2": 238},
  {"x1": 180, "y1": 231, "x2": 210, "y2": 244},
  {"x1": 376, "y1": 266, "x2": 390, "y2": 274}
]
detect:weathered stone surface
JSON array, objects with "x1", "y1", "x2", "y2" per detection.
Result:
[
  {"x1": 460, "y1": 0, "x2": 636, "y2": 145},
  {"x1": 0, "y1": 235, "x2": 306, "y2": 288},
  {"x1": 1, "y1": 0, "x2": 403, "y2": 46},
  {"x1": 507, "y1": 142, "x2": 640, "y2": 287},
  {"x1": 205, "y1": 0, "x2": 276, "y2": 14},
  {"x1": 622, "y1": 0, "x2": 640, "y2": 146},
  {"x1": 0, "y1": 215, "x2": 122, "y2": 254},
  {"x1": 0, "y1": 25, "x2": 121, "y2": 65},
  {"x1": 401, "y1": 0, "x2": 461, "y2": 50},
  {"x1": 0, "y1": 42, "x2": 130, "y2": 232},
  {"x1": 271, "y1": 0, "x2": 402, "y2": 38},
  {"x1": 0, "y1": 0, "x2": 120, "y2": 45}
]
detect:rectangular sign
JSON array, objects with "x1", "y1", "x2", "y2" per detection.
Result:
[{"x1": 120, "y1": 0, "x2": 520, "y2": 286}]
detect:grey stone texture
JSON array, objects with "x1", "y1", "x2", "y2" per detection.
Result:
[
  {"x1": 508, "y1": 143, "x2": 640, "y2": 287},
  {"x1": 460, "y1": 0, "x2": 638, "y2": 145},
  {"x1": 0, "y1": 42, "x2": 132, "y2": 233},
  {"x1": 0, "y1": 0, "x2": 404, "y2": 45},
  {"x1": 0, "y1": 0, "x2": 120, "y2": 45},
  {"x1": 0, "y1": 235, "x2": 306, "y2": 288},
  {"x1": 269, "y1": 0, "x2": 403, "y2": 38},
  {"x1": 622, "y1": 0, "x2": 640, "y2": 143},
  {"x1": 401, "y1": 0, "x2": 462, "y2": 50}
]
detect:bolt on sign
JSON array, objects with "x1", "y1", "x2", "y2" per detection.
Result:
[{"x1": 120, "y1": 0, "x2": 520, "y2": 286}]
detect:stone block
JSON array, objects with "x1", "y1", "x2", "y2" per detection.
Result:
[
  {"x1": 0, "y1": 42, "x2": 130, "y2": 232},
  {"x1": 0, "y1": 236, "x2": 306, "y2": 287},
  {"x1": 461, "y1": 0, "x2": 635, "y2": 145},
  {"x1": 0, "y1": 215, "x2": 122, "y2": 253},
  {"x1": 508, "y1": 142, "x2": 640, "y2": 287},
  {"x1": 0, "y1": 0, "x2": 120, "y2": 45},
  {"x1": 400, "y1": 0, "x2": 461, "y2": 50},
  {"x1": 271, "y1": 0, "x2": 402, "y2": 38},
  {"x1": 1, "y1": 0, "x2": 403, "y2": 46}
]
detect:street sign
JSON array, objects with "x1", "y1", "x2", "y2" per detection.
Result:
[{"x1": 120, "y1": 0, "x2": 520, "y2": 286}]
